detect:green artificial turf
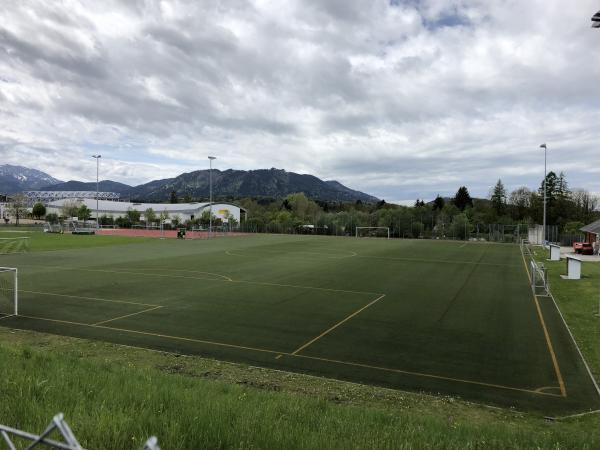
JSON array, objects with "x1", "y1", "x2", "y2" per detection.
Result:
[{"x1": 1, "y1": 233, "x2": 598, "y2": 414}]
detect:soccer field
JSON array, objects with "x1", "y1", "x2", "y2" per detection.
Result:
[{"x1": 1, "y1": 232, "x2": 598, "y2": 415}]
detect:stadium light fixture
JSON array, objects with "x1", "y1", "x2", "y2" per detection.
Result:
[
  {"x1": 592, "y1": 10, "x2": 600, "y2": 28},
  {"x1": 208, "y1": 156, "x2": 216, "y2": 238},
  {"x1": 540, "y1": 144, "x2": 547, "y2": 245},
  {"x1": 92, "y1": 155, "x2": 101, "y2": 228}
]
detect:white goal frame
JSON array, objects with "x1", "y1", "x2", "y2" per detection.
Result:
[
  {"x1": 0, "y1": 267, "x2": 17, "y2": 316},
  {"x1": 355, "y1": 227, "x2": 390, "y2": 239}
]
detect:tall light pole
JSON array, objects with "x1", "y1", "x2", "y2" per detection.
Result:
[
  {"x1": 540, "y1": 144, "x2": 547, "y2": 245},
  {"x1": 92, "y1": 155, "x2": 101, "y2": 228},
  {"x1": 208, "y1": 156, "x2": 216, "y2": 238}
]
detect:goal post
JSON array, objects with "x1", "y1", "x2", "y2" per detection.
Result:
[
  {"x1": 356, "y1": 227, "x2": 390, "y2": 239},
  {"x1": 0, "y1": 267, "x2": 17, "y2": 316},
  {"x1": 0, "y1": 236, "x2": 30, "y2": 254}
]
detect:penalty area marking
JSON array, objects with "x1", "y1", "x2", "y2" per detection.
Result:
[
  {"x1": 93, "y1": 305, "x2": 164, "y2": 326},
  {"x1": 291, "y1": 294, "x2": 386, "y2": 355},
  {"x1": 9, "y1": 313, "x2": 564, "y2": 398},
  {"x1": 17, "y1": 264, "x2": 378, "y2": 296},
  {"x1": 14, "y1": 288, "x2": 160, "y2": 307}
]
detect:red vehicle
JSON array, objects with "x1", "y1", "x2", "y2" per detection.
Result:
[{"x1": 573, "y1": 242, "x2": 594, "y2": 255}]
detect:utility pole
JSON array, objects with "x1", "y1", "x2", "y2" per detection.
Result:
[
  {"x1": 92, "y1": 155, "x2": 101, "y2": 228},
  {"x1": 208, "y1": 156, "x2": 216, "y2": 238}
]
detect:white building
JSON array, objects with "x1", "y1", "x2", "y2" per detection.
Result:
[{"x1": 47, "y1": 199, "x2": 245, "y2": 224}]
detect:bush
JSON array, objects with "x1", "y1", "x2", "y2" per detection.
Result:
[{"x1": 45, "y1": 213, "x2": 59, "y2": 224}]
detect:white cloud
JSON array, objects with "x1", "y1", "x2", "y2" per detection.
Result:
[{"x1": 1, "y1": 0, "x2": 599, "y2": 201}]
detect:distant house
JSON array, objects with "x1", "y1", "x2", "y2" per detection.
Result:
[
  {"x1": 581, "y1": 219, "x2": 600, "y2": 243},
  {"x1": 47, "y1": 199, "x2": 245, "y2": 224}
]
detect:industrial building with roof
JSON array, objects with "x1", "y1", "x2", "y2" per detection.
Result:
[{"x1": 47, "y1": 198, "x2": 245, "y2": 224}]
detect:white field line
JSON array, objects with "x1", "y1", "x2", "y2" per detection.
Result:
[{"x1": 17, "y1": 264, "x2": 379, "y2": 296}]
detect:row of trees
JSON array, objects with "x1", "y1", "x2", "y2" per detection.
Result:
[
  {"x1": 235, "y1": 173, "x2": 599, "y2": 239},
  {"x1": 3, "y1": 172, "x2": 598, "y2": 240}
]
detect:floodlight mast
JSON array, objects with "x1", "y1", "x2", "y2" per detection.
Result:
[
  {"x1": 92, "y1": 155, "x2": 101, "y2": 228},
  {"x1": 208, "y1": 156, "x2": 216, "y2": 238},
  {"x1": 540, "y1": 144, "x2": 547, "y2": 245}
]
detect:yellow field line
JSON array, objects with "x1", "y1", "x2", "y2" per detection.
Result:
[
  {"x1": 290, "y1": 353, "x2": 563, "y2": 398},
  {"x1": 17, "y1": 314, "x2": 285, "y2": 356},
  {"x1": 93, "y1": 305, "x2": 164, "y2": 326},
  {"x1": 356, "y1": 255, "x2": 519, "y2": 268},
  {"x1": 14, "y1": 289, "x2": 159, "y2": 307},
  {"x1": 126, "y1": 268, "x2": 233, "y2": 282},
  {"x1": 12, "y1": 313, "x2": 562, "y2": 398},
  {"x1": 231, "y1": 279, "x2": 381, "y2": 296},
  {"x1": 18, "y1": 264, "x2": 379, "y2": 296},
  {"x1": 76, "y1": 268, "x2": 229, "y2": 283},
  {"x1": 225, "y1": 248, "x2": 357, "y2": 259},
  {"x1": 291, "y1": 294, "x2": 386, "y2": 355},
  {"x1": 520, "y1": 248, "x2": 567, "y2": 397}
]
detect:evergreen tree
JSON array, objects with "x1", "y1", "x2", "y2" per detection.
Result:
[
  {"x1": 169, "y1": 190, "x2": 178, "y2": 204},
  {"x1": 490, "y1": 179, "x2": 507, "y2": 216},
  {"x1": 453, "y1": 186, "x2": 473, "y2": 211},
  {"x1": 557, "y1": 171, "x2": 570, "y2": 199},
  {"x1": 432, "y1": 195, "x2": 445, "y2": 211},
  {"x1": 538, "y1": 171, "x2": 558, "y2": 205}
]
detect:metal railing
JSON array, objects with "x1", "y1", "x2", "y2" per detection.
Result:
[{"x1": 0, "y1": 414, "x2": 160, "y2": 450}]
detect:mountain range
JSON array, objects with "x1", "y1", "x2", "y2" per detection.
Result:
[
  {"x1": 0, "y1": 165, "x2": 62, "y2": 193},
  {"x1": 0, "y1": 165, "x2": 379, "y2": 203}
]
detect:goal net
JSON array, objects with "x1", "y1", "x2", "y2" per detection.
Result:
[
  {"x1": 520, "y1": 239, "x2": 549, "y2": 296},
  {"x1": 356, "y1": 227, "x2": 390, "y2": 239},
  {"x1": 0, "y1": 236, "x2": 30, "y2": 254},
  {"x1": 0, "y1": 267, "x2": 17, "y2": 317},
  {"x1": 530, "y1": 260, "x2": 548, "y2": 296}
]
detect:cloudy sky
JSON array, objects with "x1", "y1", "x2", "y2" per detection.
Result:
[{"x1": 1, "y1": 0, "x2": 599, "y2": 203}]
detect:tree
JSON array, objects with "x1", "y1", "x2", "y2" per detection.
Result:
[
  {"x1": 450, "y1": 213, "x2": 471, "y2": 240},
  {"x1": 508, "y1": 186, "x2": 532, "y2": 220},
  {"x1": 539, "y1": 171, "x2": 559, "y2": 206},
  {"x1": 144, "y1": 208, "x2": 156, "y2": 225},
  {"x1": 228, "y1": 216, "x2": 239, "y2": 229},
  {"x1": 159, "y1": 209, "x2": 170, "y2": 224},
  {"x1": 432, "y1": 195, "x2": 445, "y2": 211},
  {"x1": 169, "y1": 191, "x2": 178, "y2": 204},
  {"x1": 32, "y1": 202, "x2": 46, "y2": 219},
  {"x1": 77, "y1": 204, "x2": 92, "y2": 221},
  {"x1": 62, "y1": 201, "x2": 81, "y2": 219},
  {"x1": 199, "y1": 210, "x2": 216, "y2": 226},
  {"x1": 490, "y1": 179, "x2": 507, "y2": 216},
  {"x1": 126, "y1": 208, "x2": 141, "y2": 224},
  {"x1": 46, "y1": 213, "x2": 59, "y2": 224},
  {"x1": 557, "y1": 171, "x2": 570, "y2": 199},
  {"x1": 453, "y1": 186, "x2": 473, "y2": 211},
  {"x1": 99, "y1": 214, "x2": 114, "y2": 226},
  {"x1": 7, "y1": 194, "x2": 27, "y2": 226},
  {"x1": 285, "y1": 192, "x2": 320, "y2": 221}
]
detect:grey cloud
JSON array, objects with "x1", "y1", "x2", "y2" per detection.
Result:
[{"x1": 1, "y1": 0, "x2": 600, "y2": 203}]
